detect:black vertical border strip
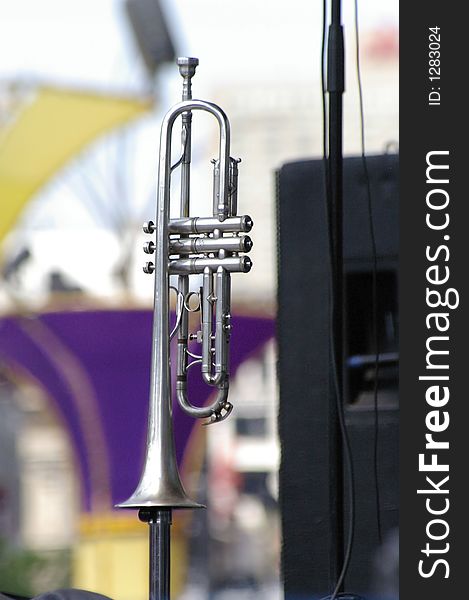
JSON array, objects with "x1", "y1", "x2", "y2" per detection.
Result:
[{"x1": 400, "y1": 2, "x2": 467, "y2": 598}]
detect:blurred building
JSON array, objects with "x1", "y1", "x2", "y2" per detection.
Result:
[
  {"x1": 204, "y1": 341, "x2": 279, "y2": 595},
  {"x1": 0, "y1": 375, "x2": 78, "y2": 592},
  {"x1": 0, "y1": 376, "x2": 22, "y2": 545},
  {"x1": 15, "y1": 382, "x2": 78, "y2": 552}
]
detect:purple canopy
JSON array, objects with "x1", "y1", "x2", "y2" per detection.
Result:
[{"x1": 0, "y1": 309, "x2": 274, "y2": 512}]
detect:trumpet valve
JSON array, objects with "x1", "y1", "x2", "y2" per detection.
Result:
[
  {"x1": 168, "y1": 234, "x2": 253, "y2": 256},
  {"x1": 143, "y1": 241, "x2": 155, "y2": 254},
  {"x1": 143, "y1": 221, "x2": 155, "y2": 234}
]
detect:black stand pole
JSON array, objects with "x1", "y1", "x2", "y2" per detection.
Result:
[
  {"x1": 140, "y1": 508, "x2": 172, "y2": 600},
  {"x1": 326, "y1": 0, "x2": 345, "y2": 592}
]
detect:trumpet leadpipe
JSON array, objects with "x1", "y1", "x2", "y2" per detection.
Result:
[
  {"x1": 169, "y1": 235, "x2": 253, "y2": 255},
  {"x1": 169, "y1": 215, "x2": 253, "y2": 235},
  {"x1": 168, "y1": 256, "x2": 252, "y2": 275}
]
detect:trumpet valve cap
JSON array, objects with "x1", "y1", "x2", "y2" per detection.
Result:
[
  {"x1": 241, "y1": 216, "x2": 253, "y2": 232},
  {"x1": 143, "y1": 241, "x2": 155, "y2": 254},
  {"x1": 143, "y1": 262, "x2": 155, "y2": 274},
  {"x1": 242, "y1": 256, "x2": 253, "y2": 273},
  {"x1": 242, "y1": 236, "x2": 253, "y2": 253},
  {"x1": 143, "y1": 221, "x2": 155, "y2": 234}
]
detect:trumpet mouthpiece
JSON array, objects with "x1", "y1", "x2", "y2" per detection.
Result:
[
  {"x1": 177, "y1": 57, "x2": 199, "y2": 101},
  {"x1": 177, "y1": 57, "x2": 199, "y2": 78}
]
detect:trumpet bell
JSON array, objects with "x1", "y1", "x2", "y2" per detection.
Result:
[
  {"x1": 117, "y1": 446, "x2": 204, "y2": 509},
  {"x1": 117, "y1": 488, "x2": 203, "y2": 510}
]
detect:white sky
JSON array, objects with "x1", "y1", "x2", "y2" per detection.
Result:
[
  {"x1": 0, "y1": 0, "x2": 398, "y2": 300},
  {"x1": 0, "y1": 0, "x2": 398, "y2": 89}
]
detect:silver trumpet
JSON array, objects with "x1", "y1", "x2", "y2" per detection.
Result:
[{"x1": 118, "y1": 58, "x2": 253, "y2": 600}]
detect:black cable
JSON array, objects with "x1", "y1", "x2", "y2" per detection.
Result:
[
  {"x1": 322, "y1": 1, "x2": 356, "y2": 598},
  {"x1": 326, "y1": 265, "x2": 355, "y2": 600},
  {"x1": 319, "y1": 594, "x2": 367, "y2": 600},
  {"x1": 322, "y1": 0, "x2": 329, "y2": 170},
  {"x1": 353, "y1": 0, "x2": 382, "y2": 546}
]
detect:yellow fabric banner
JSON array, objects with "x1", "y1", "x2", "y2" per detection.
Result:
[{"x1": 0, "y1": 87, "x2": 152, "y2": 243}]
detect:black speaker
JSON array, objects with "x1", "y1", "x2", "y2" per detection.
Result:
[
  {"x1": 277, "y1": 154, "x2": 399, "y2": 598},
  {"x1": 125, "y1": 0, "x2": 175, "y2": 75}
]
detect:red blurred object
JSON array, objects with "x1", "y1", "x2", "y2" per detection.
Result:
[{"x1": 364, "y1": 26, "x2": 399, "y2": 61}]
